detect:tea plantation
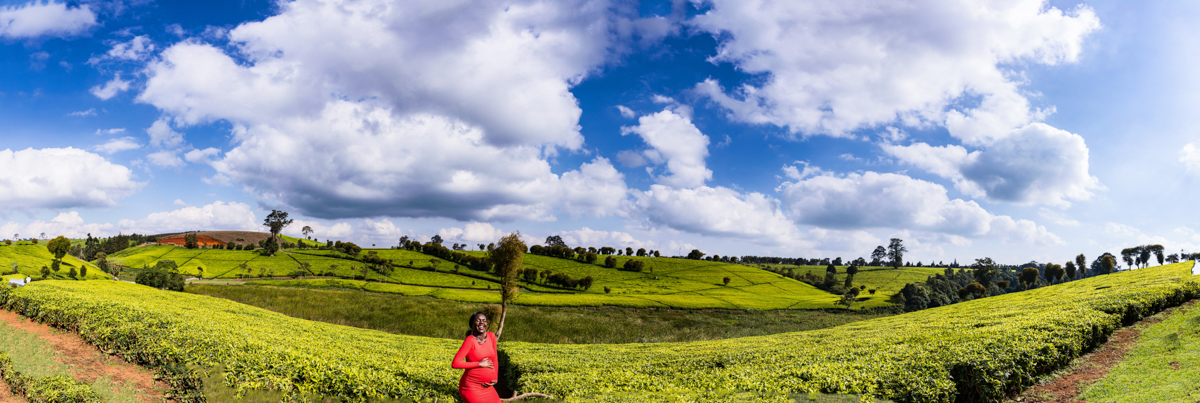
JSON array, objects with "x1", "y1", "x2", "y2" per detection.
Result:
[{"x1": 0, "y1": 261, "x2": 1194, "y2": 402}]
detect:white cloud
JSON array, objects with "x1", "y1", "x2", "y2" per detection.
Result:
[
  {"x1": 615, "y1": 150, "x2": 648, "y2": 167},
  {"x1": 616, "y1": 105, "x2": 635, "y2": 119},
  {"x1": 690, "y1": 0, "x2": 1100, "y2": 143},
  {"x1": 69, "y1": 108, "x2": 96, "y2": 117},
  {"x1": 777, "y1": 168, "x2": 1062, "y2": 245},
  {"x1": 884, "y1": 123, "x2": 1101, "y2": 206},
  {"x1": 146, "y1": 150, "x2": 183, "y2": 167},
  {"x1": 282, "y1": 219, "x2": 353, "y2": 238},
  {"x1": 90, "y1": 35, "x2": 154, "y2": 63},
  {"x1": 1180, "y1": 142, "x2": 1200, "y2": 174},
  {"x1": 184, "y1": 147, "x2": 220, "y2": 163},
  {"x1": 554, "y1": 227, "x2": 654, "y2": 249},
  {"x1": 119, "y1": 201, "x2": 259, "y2": 234},
  {"x1": 1038, "y1": 207, "x2": 1079, "y2": 227},
  {"x1": 627, "y1": 184, "x2": 803, "y2": 245},
  {"x1": 146, "y1": 118, "x2": 184, "y2": 149},
  {"x1": 0, "y1": 147, "x2": 141, "y2": 209},
  {"x1": 173, "y1": 199, "x2": 187, "y2": 206},
  {"x1": 0, "y1": 212, "x2": 113, "y2": 240},
  {"x1": 136, "y1": 0, "x2": 641, "y2": 222},
  {"x1": 89, "y1": 74, "x2": 131, "y2": 100},
  {"x1": 0, "y1": 1, "x2": 97, "y2": 39},
  {"x1": 93, "y1": 136, "x2": 141, "y2": 154},
  {"x1": 95, "y1": 128, "x2": 126, "y2": 135},
  {"x1": 620, "y1": 108, "x2": 711, "y2": 188},
  {"x1": 438, "y1": 222, "x2": 506, "y2": 244}
]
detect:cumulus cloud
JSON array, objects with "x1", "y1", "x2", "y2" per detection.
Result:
[
  {"x1": 627, "y1": 184, "x2": 803, "y2": 244},
  {"x1": 90, "y1": 74, "x2": 131, "y2": 100},
  {"x1": 0, "y1": 212, "x2": 113, "y2": 240},
  {"x1": 1180, "y1": 141, "x2": 1200, "y2": 174},
  {"x1": 0, "y1": 1, "x2": 97, "y2": 39},
  {"x1": 777, "y1": 168, "x2": 1062, "y2": 245},
  {"x1": 89, "y1": 35, "x2": 154, "y2": 64},
  {"x1": 884, "y1": 123, "x2": 1101, "y2": 206},
  {"x1": 616, "y1": 105, "x2": 635, "y2": 118},
  {"x1": 438, "y1": 222, "x2": 506, "y2": 243},
  {"x1": 118, "y1": 201, "x2": 259, "y2": 234},
  {"x1": 136, "y1": 0, "x2": 641, "y2": 221},
  {"x1": 554, "y1": 227, "x2": 654, "y2": 249},
  {"x1": 620, "y1": 107, "x2": 712, "y2": 188},
  {"x1": 173, "y1": 199, "x2": 187, "y2": 206},
  {"x1": 146, "y1": 118, "x2": 185, "y2": 148},
  {"x1": 93, "y1": 137, "x2": 141, "y2": 154},
  {"x1": 690, "y1": 0, "x2": 1100, "y2": 143},
  {"x1": 146, "y1": 150, "x2": 183, "y2": 167},
  {"x1": 282, "y1": 219, "x2": 353, "y2": 238},
  {"x1": 184, "y1": 147, "x2": 220, "y2": 164},
  {"x1": 0, "y1": 147, "x2": 141, "y2": 209}
]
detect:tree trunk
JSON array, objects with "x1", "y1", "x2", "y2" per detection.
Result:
[{"x1": 496, "y1": 301, "x2": 508, "y2": 340}]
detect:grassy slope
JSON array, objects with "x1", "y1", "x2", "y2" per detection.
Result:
[
  {"x1": 0, "y1": 244, "x2": 108, "y2": 280},
  {"x1": 762, "y1": 264, "x2": 946, "y2": 299},
  {"x1": 1078, "y1": 300, "x2": 1200, "y2": 402},
  {"x1": 110, "y1": 245, "x2": 942, "y2": 309},
  {"x1": 185, "y1": 284, "x2": 892, "y2": 344}
]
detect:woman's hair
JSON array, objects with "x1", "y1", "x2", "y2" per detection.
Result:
[{"x1": 466, "y1": 311, "x2": 487, "y2": 337}]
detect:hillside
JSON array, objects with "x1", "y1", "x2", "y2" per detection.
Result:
[{"x1": 0, "y1": 243, "x2": 108, "y2": 280}]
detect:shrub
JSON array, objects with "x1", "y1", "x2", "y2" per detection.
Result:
[
  {"x1": 722, "y1": 277, "x2": 731, "y2": 286},
  {"x1": 584, "y1": 252, "x2": 598, "y2": 264},
  {"x1": 604, "y1": 256, "x2": 617, "y2": 268},
  {"x1": 603, "y1": 286, "x2": 611, "y2": 294},
  {"x1": 620, "y1": 259, "x2": 644, "y2": 272}
]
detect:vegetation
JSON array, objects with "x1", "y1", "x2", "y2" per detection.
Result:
[
  {"x1": 185, "y1": 284, "x2": 893, "y2": 344},
  {"x1": 1079, "y1": 300, "x2": 1200, "y2": 402},
  {"x1": 0, "y1": 351, "x2": 103, "y2": 403}
]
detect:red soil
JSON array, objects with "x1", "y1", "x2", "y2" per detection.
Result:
[{"x1": 157, "y1": 234, "x2": 225, "y2": 247}]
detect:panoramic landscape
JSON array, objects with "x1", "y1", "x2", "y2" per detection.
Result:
[{"x1": 2, "y1": 0, "x2": 1200, "y2": 402}]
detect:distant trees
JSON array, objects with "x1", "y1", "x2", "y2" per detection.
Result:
[
  {"x1": 1075, "y1": 254, "x2": 1087, "y2": 278},
  {"x1": 1044, "y1": 263, "x2": 1065, "y2": 284},
  {"x1": 972, "y1": 257, "x2": 997, "y2": 286},
  {"x1": 184, "y1": 232, "x2": 199, "y2": 249},
  {"x1": 544, "y1": 235, "x2": 565, "y2": 247},
  {"x1": 621, "y1": 260, "x2": 645, "y2": 272},
  {"x1": 430, "y1": 235, "x2": 443, "y2": 245},
  {"x1": 302, "y1": 226, "x2": 313, "y2": 238},
  {"x1": 687, "y1": 249, "x2": 705, "y2": 260},
  {"x1": 604, "y1": 256, "x2": 617, "y2": 268},
  {"x1": 887, "y1": 238, "x2": 906, "y2": 269},
  {"x1": 1101, "y1": 255, "x2": 1115, "y2": 275},
  {"x1": 490, "y1": 232, "x2": 526, "y2": 340},
  {"x1": 136, "y1": 260, "x2": 184, "y2": 291},
  {"x1": 723, "y1": 277, "x2": 731, "y2": 286},
  {"x1": 1064, "y1": 262, "x2": 1077, "y2": 281},
  {"x1": 1019, "y1": 267, "x2": 1040, "y2": 289},
  {"x1": 599, "y1": 246, "x2": 615, "y2": 255},
  {"x1": 1149, "y1": 244, "x2": 1165, "y2": 266},
  {"x1": 636, "y1": 248, "x2": 646, "y2": 257},
  {"x1": 46, "y1": 236, "x2": 70, "y2": 269},
  {"x1": 870, "y1": 246, "x2": 887, "y2": 266}
]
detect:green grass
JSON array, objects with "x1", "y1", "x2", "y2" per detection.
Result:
[
  {"x1": 760, "y1": 264, "x2": 946, "y2": 300},
  {"x1": 186, "y1": 284, "x2": 894, "y2": 344},
  {"x1": 0, "y1": 313, "x2": 152, "y2": 402},
  {"x1": 1078, "y1": 300, "x2": 1200, "y2": 402},
  {"x1": 0, "y1": 244, "x2": 108, "y2": 280}
]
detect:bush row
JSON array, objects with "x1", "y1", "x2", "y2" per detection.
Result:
[{"x1": 0, "y1": 351, "x2": 103, "y2": 403}]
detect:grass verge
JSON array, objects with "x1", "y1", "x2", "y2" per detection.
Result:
[{"x1": 1077, "y1": 299, "x2": 1200, "y2": 402}]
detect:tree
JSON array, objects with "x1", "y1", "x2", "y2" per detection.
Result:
[
  {"x1": 723, "y1": 276, "x2": 731, "y2": 286},
  {"x1": 636, "y1": 248, "x2": 646, "y2": 257},
  {"x1": 625, "y1": 247, "x2": 633, "y2": 256},
  {"x1": 263, "y1": 236, "x2": 280, "y2": 256},
  {"x1": 96, "y1": 252, "x2": 111, "y2": 279},
  {"x1": 1101, "y1": 255, "x2": 1115, "y2": 274},
  {"x1": 1045, "y1": 263, "x2": 1065, "y2": 284},
  {"x1": 184, "y1": 232, "x2": 199, "y2": 249},
  {"x1": 621, "y1": 260, "x2": 645, "y2": 272},
  {"x1": 886, "y1": 238, "x2": 906, "y2": 269},
  {"x1": 972, "y1": 257, "x2": 997, "y2": 286},
  {"x1": 1075, "y1": 254, "x2": 1087, "y2": 278},
  {"x1": 1138, "y1": 245, "x2": 1152, "y2": 268},
  {"x1": 544, "y1": 235, "x2": 565, "y2": 247},
  {"x1": 263, "y1": 210, "x2": 294, "y2": 239},
  {"x1": 1019, "y1": 267, "x2": 1040, "y2": 289},
  {"x1": 47, "y1": 236, "x2": 70, "y2": 262},
  {"x1": 687, "y1": 249, "x2": 705, "y2": 260},
  {"x1": 604, "y1": 256, "x2": 617, "y2": 268},
  {"x1": 79, "y1": 263, "x2": 87, "y2": 278},
  {"x1": 490, "y1": 232, "x2": 526, "y2": 340},
  {"x1": 39, "y1": 232, "x2": 45, "y2": 240},
  {"x1": 302, "y1": 225, "x2": 314, "y2": 238},
  {"x1": 870, "y1": 246, "x2": 886, "y2": 266},
  {"x1": 431, "y1": 235, "x2": 443, "y2": 245},
  {"x1": 1064, "y1": 261, "x2": 1077, "y2": 281},
  {"x1": 135, "y1": 260, "x2": 185, "y2": 291},
  {"x1": 1149, "y1": 244, "x2": 1165, "y2": 266},
  {"x1": 1120, "y1": 247, "x2": 1136, "y2": 270},
  {"x1": 836, "y1": 288, "x2": 861, "y2": 309},
  {"x1": 965, "y1": 282, "x2": 987, "y2": 299}
]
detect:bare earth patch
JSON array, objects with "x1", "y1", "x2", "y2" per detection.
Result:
[
  {"x1": 0, "y1": 310, "x2": 167, "y2": 402},
  {"x1": 1009, "y1": 299, "x2": 1197, "y2": 403}
]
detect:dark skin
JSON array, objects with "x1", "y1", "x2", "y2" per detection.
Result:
[{"x1": 470, "y1": 314, "x2": 497, "y2": 388}]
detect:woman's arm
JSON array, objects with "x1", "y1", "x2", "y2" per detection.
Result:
[{"x1": 451, "y1": 337, "x2": 477, "y2": 369}]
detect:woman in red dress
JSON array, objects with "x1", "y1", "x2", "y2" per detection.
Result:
[{"x1": 451, "y1": 312, "x2": 500, "y2": 403}]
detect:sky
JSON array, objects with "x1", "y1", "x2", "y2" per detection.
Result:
[{"x1": 2, "y1": 0, "x2": 1200, "y2": 266}]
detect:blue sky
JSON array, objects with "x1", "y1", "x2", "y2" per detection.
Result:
[{"x1": 2, "y1": 0, "x2": 1199, "y2": 265}]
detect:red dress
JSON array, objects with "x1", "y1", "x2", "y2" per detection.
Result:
[{"x1": 452, "y1": 331, "x2": 500, "y2": 403}]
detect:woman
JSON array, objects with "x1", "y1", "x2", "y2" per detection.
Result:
[{"x1": 452, "y1": 312, "x2": 500, "y2": 403}]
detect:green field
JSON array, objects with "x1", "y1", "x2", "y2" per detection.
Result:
[
  {"x1": 0, "y1": 244, "x2": 108, "y2": 280},
  {"x1": 1079, "y1": 300, "x2": 1200, "y2": 402},
  {"x1": 760, "y1": 264, "x2": 946, "y2": 297},
  {"x1": 3, "y1": 261, "x2": 1196, "y2": 402},
  {"x1": 186, "y1": 284, "x2": 893, "y2": 344}
]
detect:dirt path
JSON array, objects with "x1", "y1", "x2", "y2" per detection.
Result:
[
  {"x1": 1009, "y1": 299, "x2": 1196, "y2": 403},
  {"x1": 0, "y1": 310, "x2": 167, "y2": 402}
]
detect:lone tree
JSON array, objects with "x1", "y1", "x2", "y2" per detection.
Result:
[
  {"x1": 972, "y1": 257, "x2": 997, "y2": 286},
  {"x1": 431, "y1": 234, "x2": 443, "y2": 244},
  {"x1": 302, "y1": 225, "x2": 313, "y2": 238},
  {"x1": 1064, "y1": 261, "x2": 1077, "y2": 281},
  {"x1": 490, "y1": 231, "x2": 526, "y2": 340},
  {"x1": 1019, "y1": 267, "x2": 1040, "y2": 289},
  {"x1": 545, "y1": 235, "x2": 565, "y2": 247},
  {"x1": 1101, "y1": 255, "x2": 1115, "y2": 274},
  {"x1": 47, "y1": 236, "x2": 71, "y2": 268},
  {"x1": 263, "y1": 210, "x2": 293, "y2": 240},
  {"x1": 1149, "y1": 244, "x2": 1165, "y2": 266},
  {"x1": 887, "y1": 238, "x2": 906, "y2": 269}
]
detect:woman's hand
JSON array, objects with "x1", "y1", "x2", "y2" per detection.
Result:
[
  {"x1": 478, "y1": 358, "x2": 493, "y2": 368},
  {"x1": 482, "y1": 380, "x2": 497, "y2": 388}
]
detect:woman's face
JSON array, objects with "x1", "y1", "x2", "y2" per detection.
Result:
[{"x1": 473, "y1": 315, "x2": 488, "y2": 334}]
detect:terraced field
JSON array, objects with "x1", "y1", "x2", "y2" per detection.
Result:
[
  {"x1": 5, "y1": 260, "x2": 1195, "y2": 402},
  {"x1": 0, "y1": 244, "x2": 108, "y2": 280}
]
